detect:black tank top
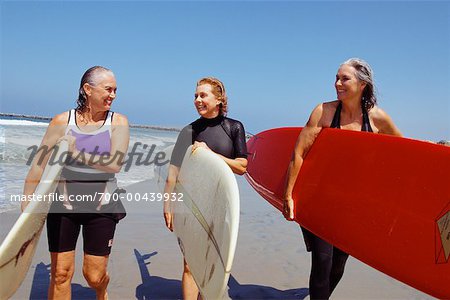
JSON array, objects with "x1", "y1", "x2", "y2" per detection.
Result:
[{"x1": 330, "y1": 101, "x2": 373, "y2": 132}]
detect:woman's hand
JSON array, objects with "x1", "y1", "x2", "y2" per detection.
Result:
[
  {"x1": 21, "y1": 197, "x2": 31, "y2": 212},
  {"x1": 283, "y1": 196, "x2": 295, "y2": 221},
  {"x1": 57, "y1": 133, "x2": 77, "y2": 155},
  {"x1": 192, "y1": 141, "x2": 210, "y2": 152},
  {"x1": 163, "y1": 200, "x2": 173, "y2": 232}
]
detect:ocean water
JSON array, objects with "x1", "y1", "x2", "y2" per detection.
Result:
[{"x1": 0, "y1": 117, "x2": 179, "y2": 213}]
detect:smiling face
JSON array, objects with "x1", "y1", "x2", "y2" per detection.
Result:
[
  {"x1": 84, "y1": 72, "x2": 117, "y2": 111},
  {"x1": 194, "y1": 84, "x2": 221, "y2": 118},
  {"x1": 335, "y1": 64, "x2": 366, "y2": 102}
]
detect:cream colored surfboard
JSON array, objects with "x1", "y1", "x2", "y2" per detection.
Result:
[
  {"x1": 0, "y1": 141, "x2": 68, "y2": 299},
  {"x1": 157, "y1": 145, "x2": 240, "y2": 299}
]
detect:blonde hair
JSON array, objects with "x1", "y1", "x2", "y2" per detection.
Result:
[{"x1": 197, "y1": 77, "x2": 228, "y2": 116}]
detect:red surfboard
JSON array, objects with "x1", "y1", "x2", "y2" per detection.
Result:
[{"x1": 244, "y1": 127, "x2": 450, "y2": 299}]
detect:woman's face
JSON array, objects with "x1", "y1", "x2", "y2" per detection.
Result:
[
  {"x1": 335, "y1": 64, "x2": 366, "y2": 101},
  {"x1": 194, "y1": 84, "x2": 221, "y2": 118},
  {"x1": 85, "y1": 73, "x2": 117, "y2": 111}
]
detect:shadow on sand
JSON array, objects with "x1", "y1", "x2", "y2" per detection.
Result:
[
  {"x1": 228, "y1": 275, "x2": 308, "y2": 299},
  {"x1": 134, "y1": 249, "x2": 183, "y2": 299},
  {"x1": 134, "y1": 249, "x2": 308, "y2": 300},
  {"x1": 29, "y1": 262, "x2": 95, "y2": 299}
]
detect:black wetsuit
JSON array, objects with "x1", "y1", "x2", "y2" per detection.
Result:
[
  {"x1": 303, "y1": 101, "x2": 373, "y2": 300},
  {"x1": 170, "y1": 115, "x2": 247, "y2": 167}
]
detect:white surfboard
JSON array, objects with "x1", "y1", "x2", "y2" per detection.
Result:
[
  {"x1": 157, "y1": 146, "x2": 240, "y2": 299},
  {"x1": 0, "y1": 141, "x2": 68, "y2": 299}
]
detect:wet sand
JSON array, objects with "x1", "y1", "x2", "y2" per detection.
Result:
[{"x1": 1, "y1": 176, "x2": 431, "y2": 299}]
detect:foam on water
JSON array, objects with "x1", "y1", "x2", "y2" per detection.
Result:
[
  {"x1": 0, "y1": 119, "x2": 49, "y2": 126},
  {"x1": 0, "y1": 117, "x2": 178, "y2": 213}
]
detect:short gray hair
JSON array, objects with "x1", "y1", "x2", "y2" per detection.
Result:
[{"x1": 342, "y1": 58, "x2": 377, "y2": 111}]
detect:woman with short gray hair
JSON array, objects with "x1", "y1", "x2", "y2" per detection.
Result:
[{"x1": 282, "y1": 58, "x2": 402, "y2": 299}]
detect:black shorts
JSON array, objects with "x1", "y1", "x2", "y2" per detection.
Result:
[{"x1": 47, "y1": 213, "x2": 117, "y2": 256}]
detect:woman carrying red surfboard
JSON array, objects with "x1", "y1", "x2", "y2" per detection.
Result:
[{"x1": 283, "y1": 58, "x2": 402, "y2": 299}]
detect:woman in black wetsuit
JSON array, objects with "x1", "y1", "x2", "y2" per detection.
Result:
[
  {"x1": 163, "y1": 77, "x2": 248, "y2": 299},
  {"x1": 283, "y1": 58, "x2": 402, "y2": 299}
]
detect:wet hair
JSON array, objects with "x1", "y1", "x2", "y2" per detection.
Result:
[
  {"x1": 341, "y1": 58, "x2": 377, "y2": 111},
  {"x1": 76, "y1": 66, "x2": 114, "y2": 113},
  {"x1": 196, "y1": 77, "x2": 228, "y2": 116}
]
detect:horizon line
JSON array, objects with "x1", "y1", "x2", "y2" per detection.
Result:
[{"x1": 0, "y1": 112, "x2": 181, "y2": 132}]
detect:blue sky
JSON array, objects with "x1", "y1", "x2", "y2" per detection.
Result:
[{"x1": 1, "y1": 1, "x2": 449, "y2": 141}]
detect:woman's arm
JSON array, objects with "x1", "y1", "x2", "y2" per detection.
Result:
[
  {"x1": 163, "y1": 164, "x2": 180, "y2": 231},
  {"x1": 192, "y1": 142, "x2": 248, "y2": 175},
  {"x1": 216, "y1": 155, "x2": 247, "y2": 175},
  {"x1": 283, "y1": 104, "x2": 324, "y2": 220},
  {"x1": 162, "y1": 126, "x2": 192, "y2": 231},
  {"x1": 22, "y1": 112, "x2": 68, "y2": 211},
  {"x1": 372, "y1": 107, "x2": 403, "y2": 137},
  {"x1": 225, "y1": 119, "x2": 248, "y2": 175}
]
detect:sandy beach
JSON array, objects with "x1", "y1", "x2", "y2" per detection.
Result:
[{"x1": 1, "y1": 176, "x2": 432, "y2": 299}]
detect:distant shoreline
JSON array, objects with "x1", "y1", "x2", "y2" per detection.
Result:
[
  {"x1": 0, "y1": 112, "x2": 181, "y2": 132},
  {"x1": 1, "y1": 112, "x2": 448, "y2": 144}
]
